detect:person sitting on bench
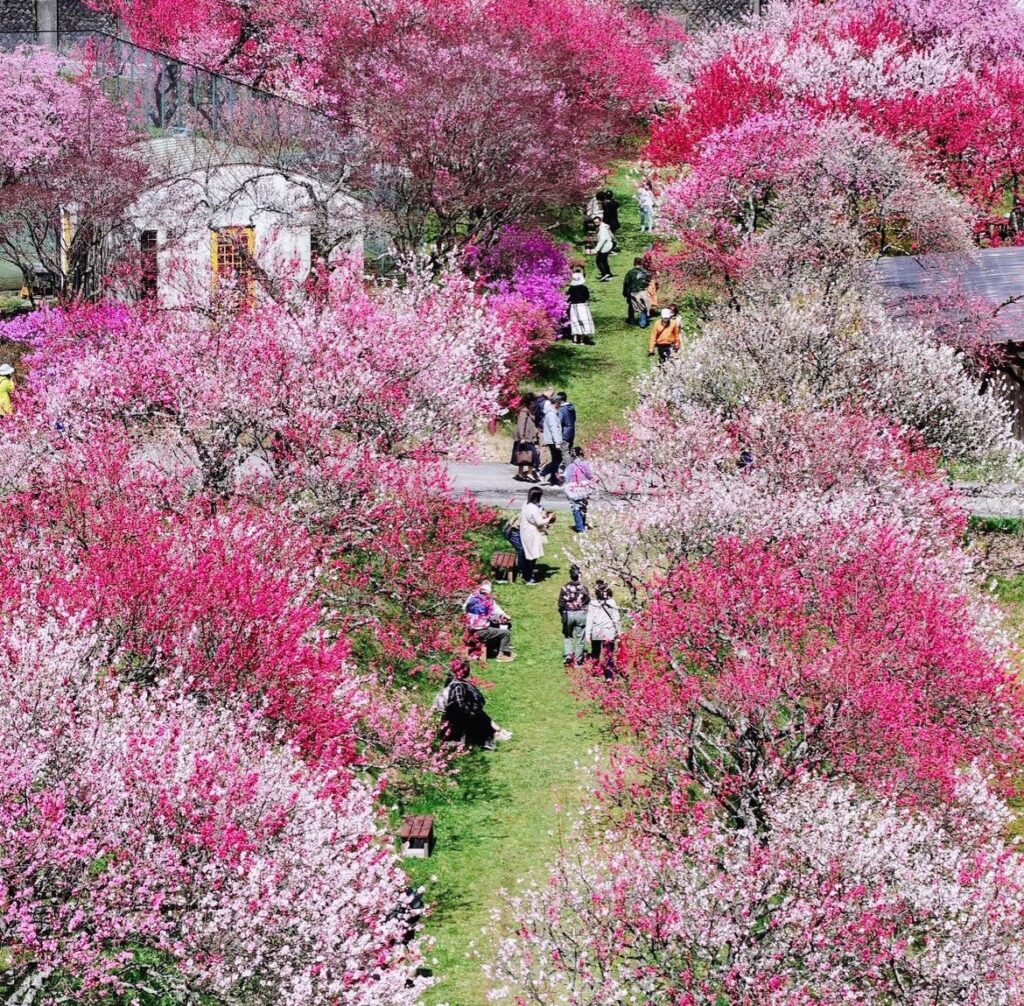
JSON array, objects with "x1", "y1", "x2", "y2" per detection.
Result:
[{"x1": 463, "y1": 580, "x2": 515, "y2": 662}]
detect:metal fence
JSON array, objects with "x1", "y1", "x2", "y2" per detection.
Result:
[
  {"x1": 0, "y1": 0, "x2": 113, "y2": 37},
  {"x1": 628, "y1": 0, "x2": 764, "y2": 31},
  {"x1": 0, "y1": 26, "x2": 310, "y2": 138}
]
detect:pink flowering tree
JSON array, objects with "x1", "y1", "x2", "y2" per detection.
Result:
[
  {"x1": 0, "y1": 616, "x2": 426, "y2": 1005},
  {"x1": 489, "y1": 774, "x2": 1024, "y2": 1005},
  {"x1": 0, "y1": 46, "x2": 148, "y2": 301},
  {"x1": 579, "y1": 403, "x2": 968, "y2": 595},
  {"x1": 639, "y1": 281, "x2": 1017, "y2": 464},
  {"x1": 5, "y1": 261, "x2": 519, "y2": 496},
  {"x1": 658, "y1": 113, "x2": 972, "y2": 293}
]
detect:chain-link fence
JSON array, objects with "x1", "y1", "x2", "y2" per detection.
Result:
[{"x1": 628, "y1": 0, "x2": 764, "y2": 31}]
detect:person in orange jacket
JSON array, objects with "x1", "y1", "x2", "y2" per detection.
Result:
[{"x1": 648, "y1": 308, "x2": 681, "y2": 363}]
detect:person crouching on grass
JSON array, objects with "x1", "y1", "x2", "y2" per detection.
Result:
[{"x1": 434, "y1": 659, "x2": 512, "y2": 751}]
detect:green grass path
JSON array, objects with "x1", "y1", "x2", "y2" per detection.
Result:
[
  {"x1": 405, "y1": 524, "x2": 602, "y2": 1006},
  {"x1": 405, "y1": 178, "x2": 664, "y2": 1006}
]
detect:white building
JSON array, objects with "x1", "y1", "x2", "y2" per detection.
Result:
[{"x1": 131, "y1": 136, "x2": 363, "y2": 307}]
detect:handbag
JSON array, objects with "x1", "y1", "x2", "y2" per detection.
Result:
[{"x1": 515, "y1": 445, "x2": 535, "y2": 464}]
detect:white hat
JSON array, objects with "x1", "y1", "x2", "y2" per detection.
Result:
[
  {"x1": 479, "y1": 581, "x2": 493, "y2": 594},
  {"x1": 0, "y1": 364, "x2": 13, "y2": 376},
  {"x1": 660, "y1": 308, "x2": 672, "y2": 320}
]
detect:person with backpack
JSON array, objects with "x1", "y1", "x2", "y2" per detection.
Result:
[
  {"x1": 622, "y1": 258, "x2": 652, "y2": 326},
  {"x1": 585, "y1": 580, "x2": 621, "y2": 679},
  {"x1": 563, "y1": 446, "x2": 593, "y2": 533},
  {"x1": 558, "y1": 566, "x2": 591, "y2": 667},
  {"x1": 434, "y1": 659, "x2": 512, "y2": 750}
]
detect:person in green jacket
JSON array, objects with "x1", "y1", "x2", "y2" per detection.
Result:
[
  {"x1": 622, "y1": 258, "x2": 651, "y2": 326},
  {"x1": 0, "y1": 364, "x2": 15, "y2": 416}
]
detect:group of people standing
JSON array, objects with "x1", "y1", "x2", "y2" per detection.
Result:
[
  {"x1": 558, "y1": 567, "x2": 621, "y2": 677},
  {"x1": 513, "y1": 390, "x2": 577, "y2": 486},
  {"x1": 566, "y1": 179, "x2": 662, "y2": 346}
]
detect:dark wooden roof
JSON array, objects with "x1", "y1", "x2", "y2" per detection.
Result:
[{"x1": 875, "y1": 249, "x2": 1024, "y2": 343}]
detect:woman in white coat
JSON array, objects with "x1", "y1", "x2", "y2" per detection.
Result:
[
  {"x1": 519, "y1": 485, "x2": 555, "y2": 585},
  {"x1": 585, "y1": 580, "x2": 621, "y2": 678}
]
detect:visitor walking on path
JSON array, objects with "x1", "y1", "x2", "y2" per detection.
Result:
[
  {"x1": 622, "y1": 257, "x2": 652, "y2": 326},
  {"x1": 590, "y1": 217, "x2": 615, "y2": 281},
  {"x1": 513, "y1": 395, "x2": 540, "y2": 482},
  {"x1": 435, "y1": 659, "x2": 512, "y2": 750},
  {"x1": 567, "y1": 269, "x2": 595, "y2": 344},
  {"x1": 558, "y1": 566, "x2": 590, "y2": 667},
  {"x1": 464, "y1": 581, "x2": 515, "y2": 662},
  {"x1": 648, "y1": 308, "x2": 681, "y2": 363},
  {"x1": 0, "y1": 364, "x2": 15, "y2": 416},
  {"x1": 555, "y1": 392, "x2": 576, "y2": 455},
  {"x1": 563, "y1": 446, "x2": 593, "y2": 533},
  {"x1": 540, "y1": 397, "x2": 564, "y2": 485},
  {"x1": 520, "y1": 486, "x2": 556, "y2": 585},
  {"x1": 636, "y1": 180, "x2": 656, "y2": 232},
  {"x1": 585, "y1": 580, "x2": 621, "y2": 679}
]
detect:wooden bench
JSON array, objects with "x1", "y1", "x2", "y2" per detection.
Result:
[
  {"x1": 490, "y1": 551, "x2": 518, "y2": 582},
  {"x1": 398, "y1": 815, "x2": 435, "y2": 858}
]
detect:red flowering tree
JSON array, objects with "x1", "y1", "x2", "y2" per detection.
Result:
[{"x1": 589, "y1": 524, "x2": 1023, "y2": 827}]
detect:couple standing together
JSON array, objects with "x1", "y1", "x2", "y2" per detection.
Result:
[{"x1": 514, "y1": 391, "x2": 575, "y2": 486}]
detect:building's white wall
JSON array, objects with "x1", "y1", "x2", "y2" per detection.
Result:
[{"x1": 131, "y1": 159, "x2": 362, "y2": 308}]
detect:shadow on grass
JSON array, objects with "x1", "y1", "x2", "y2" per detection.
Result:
[{"x1": 529, "y1": 340, "x2": 595, "y2": 390}]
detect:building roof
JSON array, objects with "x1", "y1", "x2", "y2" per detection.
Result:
[{"x1": 874, "y1": 248, "x2": 1024, "y2": 343}]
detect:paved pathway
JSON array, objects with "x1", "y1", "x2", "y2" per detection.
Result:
[
  {"x1": 448, "y1": 464, "x2": 1024, "y2": 519},
  {"x1": 956, "y1": 482, "x2": 1024, "y2": 519},
  {"x1": 448, "y1": 462, "x2": 574, "y2": 511}
]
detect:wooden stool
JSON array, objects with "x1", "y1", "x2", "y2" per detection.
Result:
[
  {"x1": 398, "y1": 815, "x2": 435, "y2": 858},
  {"x1": 490, "y1": 551, "x2": 518, "y2": 582}
]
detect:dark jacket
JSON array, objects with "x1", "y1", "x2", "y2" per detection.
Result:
[
  {"x1": 622, "y1": 266, "x2": 651, "y2": 298},
  {"x1": 601, "y1": 196, "x2": 621, "y2": 231},
  {"x1": 533, "y1": 395, "x2": 548, "y2": 427},
  {"x1": 567, "y1": 283, "x2": 591, "y2": 304},
  {"x1": 560, "y1": 401, "x2": 577, "y2": 443}
]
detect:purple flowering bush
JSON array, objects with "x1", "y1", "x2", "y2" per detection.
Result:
[{"x1": 466, "y1": 226, "x2": 570, "y2": 334}]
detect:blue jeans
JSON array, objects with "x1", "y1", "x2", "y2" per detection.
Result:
[
  {"x1": 570, "y1": 498, "x2": 588, "y2": 532},
  {"x1": 505, "y1": 528, "x2": 528, "y2": 577}
]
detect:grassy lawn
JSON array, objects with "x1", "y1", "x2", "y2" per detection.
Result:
[
  {"x1": 402, "y1": 175, "x2": 664, "y2": 1005},
  {"x1": 403, "y1": 523, "x2": 604, "y2": 1006}
]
